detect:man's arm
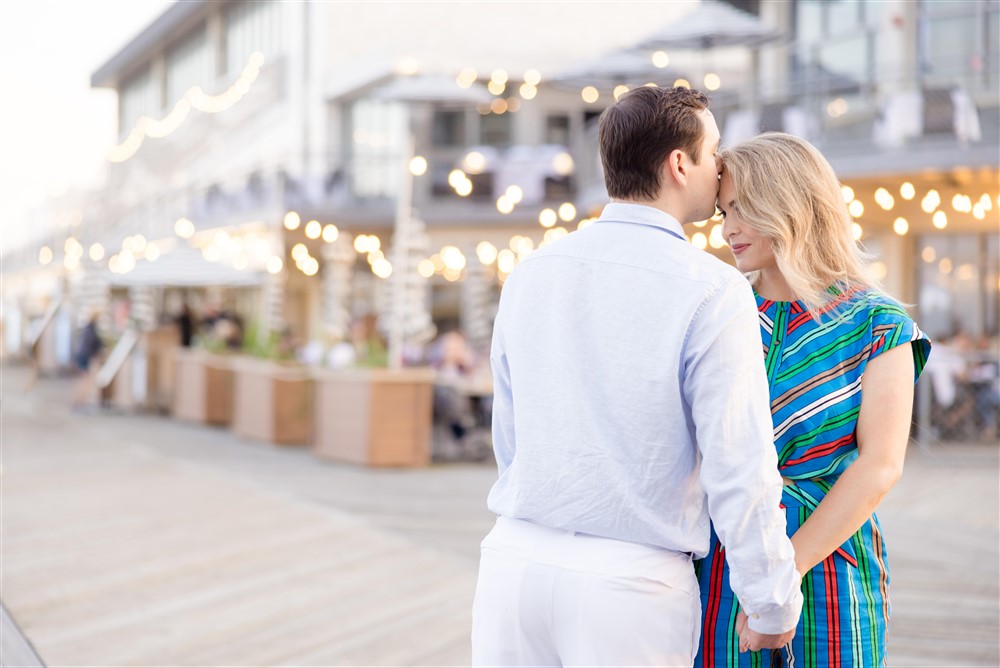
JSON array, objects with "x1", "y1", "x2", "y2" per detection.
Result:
[{"x1": 682, "y1": 277, "x2": 802, "y2": 639}]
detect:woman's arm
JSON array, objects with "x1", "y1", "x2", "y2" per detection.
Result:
[{"x1": 789, "y1": 343, "x2": 916, "y2": 576}]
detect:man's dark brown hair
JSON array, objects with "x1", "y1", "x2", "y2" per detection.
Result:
[{"x1": 598, "y1": 86, "x2": 711, "y2": 202}]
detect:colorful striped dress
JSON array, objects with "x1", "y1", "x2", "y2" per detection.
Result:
[{"x1": 694, "y1": 287, "x2": 931, "y2": 668}]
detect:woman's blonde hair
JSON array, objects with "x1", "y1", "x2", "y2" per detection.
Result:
[{"x1": 719, "y1": 132, "x2": 879, "y2": 315}]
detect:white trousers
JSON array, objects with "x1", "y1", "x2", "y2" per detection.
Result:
[{"x1": 471, "y1": 517, "x2": 700, "y2": 667}]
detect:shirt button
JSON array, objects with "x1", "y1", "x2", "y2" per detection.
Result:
[{"x1": 752, "y1": 613, "x2": 760, "y2": 619}]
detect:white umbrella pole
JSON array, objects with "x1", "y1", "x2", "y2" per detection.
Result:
[{"x1": 388, "y1": 135, "x2": 415, "y2": 369}]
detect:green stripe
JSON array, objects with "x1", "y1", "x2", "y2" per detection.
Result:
[
  {"x1": 778, "y1": 408, "x2": 860, "y2": 461},
  {"x1": 781, "y1": 299, "x2": 869, "y2": 359},
  {"x1": 854, "y1": 526, "x2": 879, "y2": 668},
  {"x1": 775, "y1": 321, "x2": 869, "y2": 383},
  {"x1": 765, "y1": 304, "x2": 789, "y2": 383}
]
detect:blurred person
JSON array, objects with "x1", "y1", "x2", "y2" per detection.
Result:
[
  {"x1": 72, "y1": 312, "x2": 105, "y2": 412},
  {"x1": 923, "y1": 329, "x2": 975, "y2": 438},
  {"x1": 697, "y1": 133, "x2": 932, "y2": 667},
  {"x1": 175, "y1": 302, "x2": 197, "y2": 348},
  {"x1": 472, "y1": 87, "x2": 802, "y2": 666}
]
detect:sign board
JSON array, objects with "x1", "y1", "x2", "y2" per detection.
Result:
[{"x1": 96, "y1": 328, "x2": 138, "y2": 390}]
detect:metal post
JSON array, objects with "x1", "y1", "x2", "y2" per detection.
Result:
[{"x1": 388, "y1": 134, "x2": 415, "y2": 369}]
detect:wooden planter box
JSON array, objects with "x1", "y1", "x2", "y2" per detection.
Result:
[
  {"x1": 231, "y1": 357, "x2": 313, "y2": 445},
  {"x1": 172, "y1": 349, "x2": 234, "y2": 426},
  {"x1": 313, "y1": 367, "x2": 434, "y2": 467}
]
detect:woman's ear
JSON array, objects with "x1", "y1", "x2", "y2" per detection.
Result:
[{"x1": 663, "y1": 149, "x2": 687, "y2": 187}]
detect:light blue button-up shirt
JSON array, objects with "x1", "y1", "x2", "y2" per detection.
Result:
[{"x1": 487, "y1": 202, "x2": 802, "y2": 633}]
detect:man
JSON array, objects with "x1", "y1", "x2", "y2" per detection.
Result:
[{"x1": 471, "y1": 87, "x2": 802, "y2": 666}]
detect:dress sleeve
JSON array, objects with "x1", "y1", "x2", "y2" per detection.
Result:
[{"x1": 869, "y1": 301, "x2": 932, "y2": 383}]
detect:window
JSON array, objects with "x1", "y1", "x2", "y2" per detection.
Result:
[
  {"x1": 165, "y1": 26, "x2": 211, "y2": 105},
  {"x1": 120, "y1": 67, "x2": 158, "y2": 138},
  {"x1": 917, "y1": 233, "x2": 1000, "y2": 340},
  {"x1": 479, "y1": 113, "x2": 512, "y2": 147},
  {"x1": 348, "y1": 99, "x2": 407, "y2": 198},
  {"x1": 224, "y1": 0, "x2": 282, "y2": 76},
  {"x1": 432, "y1": 110, "x2": 466, "y2": 147},
  {"x1": 545, "y1": 115, "x2": 570, "y2": 146}
]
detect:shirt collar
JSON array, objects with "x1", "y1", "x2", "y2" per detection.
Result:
[{"x1": 596, "y1": 202, "x2": 686, "y2": 239}]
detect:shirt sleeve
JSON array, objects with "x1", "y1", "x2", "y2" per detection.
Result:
[
  {"x1": 489, "y1": 292, "x2": 516, "y2": 473},
  {"x1": 682, "y1": 277, "x2": 803, "y2": 634},
  {"x1": 869, "y1": 300, "x2": 932, "y2": 383}
]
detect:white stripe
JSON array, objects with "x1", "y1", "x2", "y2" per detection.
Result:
[
  {"x1": 774, "y1": 377, "x2": 863, "y2": 440},
  {"x1": 759, "y1": 311, "x2": 773, "y2": 336}
]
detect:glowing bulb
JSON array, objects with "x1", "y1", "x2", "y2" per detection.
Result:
[
  {"x1": 652, "y1": 51, "x2": 669, "y2": 68},
  {"x1": 552, "y1": 152, "x2": 574, "y2": 176},
  {"x1": 893, "y1": 217, "x2": 909, "y2": 235},
  {"x1": 497, "y1": 249, "x2": 516, "y2": 273},
  {"x1": 144, "y1": 243, "x2": 160, "y2": 261},
  {"x1": 852, "y1": 222, "x2": 863, "y2": 240},
  {"x1": 283, "y1": 211, "x2": 301, "y2": 230},
  {"x1": 448, "y1": 169, "x2": 467, "y2": 188},
  {"x1": 39, "y1": 247, "x2": 52, "y2": 265},
  {"x1": 692, "y1": 232, "x2": 708, "y2": 249},
  {"x1": 487, "y1": 80, "x2": 506, "y2": 96},
  {"x1": 848, "y1": 200, "x2": 864, "y2": 218},
  {"x1": 304, "y1": 220, "x2": 321, "y2": 239},
  {"x1": 409, "y1": 156, "x2": 428, "y2": 176},
  {"x1": 921, "y1": 189, "x2": 940, "y2": 213},
  {"x1": 921, "y1": 246, "x2": 936, "y2": 263},
  {"x1": 899, "y1": 182, "x2": 915, "y2": 200},
  {"x1": 523, "y1": 69, "x2": 541, "y2": 86},
  {"x1": 613, "y1": 85, "x2": 630, "y2": 101},
  {"x1": 980, "y1": 193, "x2": 993, "y2": 211},
  {"x1": 477, "y1": 241, "x2": 498, "y2": 265},
  {"x1": 464, "y1": 151, "x2": 486, "y2": 174},
  {"x1": 455, "y1": 180, "x2": 473, "y2": 197},
  {"x1": 496, "y1": 195, "x2": 514, "y2": 214},
  {"x1": 841, "y1": 185, "x2": 855, "y2": 203},
  {"x1": 939, "y1": 257, "x2": 952, "y2": 274},
  {"x1": 292, "y1": 243, "x2": 309, "y2": 261},
  {"x1": 673, "y1": 78, "x2": 691, "y2": 89},
  {"x1": 558, "y1": 202, "x2": 577, "y2": 221},
  {"x1": 709, "y1": 224, "x2": 725, "y2": 249},
  {"x1": 266, "y1": 256, "x2": 283, "y2": 274},
  {"x1": 973, "y1": 203, "x2": 985, "y2": 220},
  {"x1": 703, "y1": 73, "x2": 721, "y2": 91},
  {"x1": 875, "y1": 187, "x2": 894, "y2": 210},
  {"x1": 871, "y1": 262, "x2": 888, "y2": 280},
  {"x1": 505, "y1": 185, "x2": 524, "y2": 204},
  {"x1": 581, "y1": 86, "x2": 599, "y2": 103},
  {"x1": 322, "y1": 224, "x2": 339, "y2": 243},
  {"x1": 418, "y1": 259, "x2": 435, "y2": 278},
  {"x1": 933, "y1": 211, "x2": 947, "y2": 229},
  {"x1": 441, "y1": 245, "x2": 466, "y2": 271},
  {"x1": 354, "y1": 235, "x2": 371, "y2": 253},
  {"x1": 519, "y1": 83, "x2": 537, "y2": 100},
  {"x1": 89, "y1": 243, "x2": 105, "y2": 261},
  {"x1": 539, "y1": 208, "x2": 557, "y2": 228}
]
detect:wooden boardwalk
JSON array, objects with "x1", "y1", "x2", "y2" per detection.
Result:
[{"x1": 2, "y1": 367, "x2": 997, "y2": 666}]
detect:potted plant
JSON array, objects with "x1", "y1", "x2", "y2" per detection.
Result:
[
  {"x1": 312, "y1": 316, "x2": 434, "y2": 467},
  {"x1": 229, "y1": 323, "x2": 314, "y2": 446}
]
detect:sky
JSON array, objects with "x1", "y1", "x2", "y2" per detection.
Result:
[{"x1": 0, "y1": 0, "x2": 172, "y2": 252}]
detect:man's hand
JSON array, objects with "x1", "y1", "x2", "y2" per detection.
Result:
[{"x1": 736, "y1": 610, "x2": 795, "y2": 652}]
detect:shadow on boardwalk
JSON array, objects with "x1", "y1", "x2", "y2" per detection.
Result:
[{"x1": 2, "y1": 365, "x2": 997, "y2": 666}]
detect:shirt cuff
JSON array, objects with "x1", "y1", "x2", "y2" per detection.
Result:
[{"x1": 744, "y1": 585, "x2": 803, "y2": 635}]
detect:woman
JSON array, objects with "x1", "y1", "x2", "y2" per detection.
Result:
[{"x1": 694, "y1": 133, "x2": 931, "y2": 668}]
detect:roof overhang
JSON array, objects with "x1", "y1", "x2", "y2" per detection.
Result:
[{"x1": 91, "y1": 1, "x2": 209, "y2": 89}]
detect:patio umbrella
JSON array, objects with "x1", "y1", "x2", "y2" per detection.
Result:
[
  {"x1": 633, "y1": 0, "x2": 784, "y2": 52},
  {"x1": 549, "y1": 48, "x2": 688, "y2": 94}
]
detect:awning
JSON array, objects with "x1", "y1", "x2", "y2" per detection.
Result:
[{"x1": 107, "y1": 246, "x2": 265, "y2": 288}]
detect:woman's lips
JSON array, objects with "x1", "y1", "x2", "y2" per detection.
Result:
[{"x1": 731, "y1": 243, "x2": 750, "y2": 256}]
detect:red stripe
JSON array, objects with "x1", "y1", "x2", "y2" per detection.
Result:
[
  {"x1": 703, "y1": 546, "x2": 727, "y2": 665},
  {"x1": 787, "y1": 311, "x2": 812, "y2": 334},
  {"x1": 824, "y1": 556, "x2": 841, "y2": 668},
  {"x1": 759, "y1": 300, "x2": 774, "y2": 312},
  {"x1": 783, "y1": 434, "x2": 854, "y2": 466}
]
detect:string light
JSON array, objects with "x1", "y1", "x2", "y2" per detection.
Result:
[{"x1": 109, "y1": 52, "x2": 265, "y2": 163}]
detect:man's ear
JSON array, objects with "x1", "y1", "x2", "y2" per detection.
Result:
[{"x1": 663, "y1": 149, "x2": 687, "y2": 187}]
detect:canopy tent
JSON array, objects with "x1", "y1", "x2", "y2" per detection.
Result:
[{"x1": 106, "y1": 245, "x2": 265, "y2": 288}]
